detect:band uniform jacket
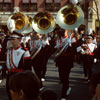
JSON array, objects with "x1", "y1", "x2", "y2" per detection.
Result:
[
  {"x1": 55, "y1": 38, "x2": 83, "y2": 68},
  {"x1": 6, "y1": 46, "x2": 31, "y2": 72},
  {"x1": 79, "y1": 42, "x2": 97, "y2": 67}
]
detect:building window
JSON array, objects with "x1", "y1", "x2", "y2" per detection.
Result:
[
  {"x1": 4, "y1": 0, "x2": 11, "y2": 11},
  {"x1": 21, "y1": 0, "x2": 37, "y2": 12},
  {"x1": 95, "y1": 20, "x2": 100, "y2": 31},
  {"x1": 46, "y1": 3, "x2": 53, "y2": 11},
  {"x1": 46, "y1": 0, "x2": 60, "y2": 12},
  {"x1": 30, "y1": 3, "x2": 37, "y2": 11},
  {"x1": 3, "y1": 3, "x2": 11, "y2": 11},
  {"x1": 21, "y1": 0, "x2": 29, "y2": 11},
  {"x1": 0, "y1": 3, "x2": 3, "y2": 11},
  {"x1": 21, "y1": 3, "x2": 37, "y2": 12},
  {"x1": 21, "y1": 3, "x2": 29, "y2": 11},
  {"x1": 0, "y1": 0, "x2": 12, "y2": 11},
  {"x1": 30, "y1": 0, "x2": 37, "y2": 11},
  {"x1": 54, "y1": 3, "x2": 60, "y2": 11},
  {"x1": 0, "y1": 0, "x2": 3, "y2": 11}
]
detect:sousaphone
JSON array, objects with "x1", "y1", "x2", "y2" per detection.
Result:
[
  {"x1": 22, "y1": 16, "x2": 33, "y2": 34},
  {"x1": 32, "y1": 12, "x2": 56, "y2": 34},
  {"x1": 56, "y1": 4, "x2": 84, "y2": 30},
  {"x1": 7, "y1": 12, "x2": 29, "y2": 34}
]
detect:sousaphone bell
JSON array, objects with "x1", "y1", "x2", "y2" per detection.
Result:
[
  {"x1": 7, "y1": 12, "x2": 29, "y2": 34},
  {"x1": 56, "y1": 4, "x2": 84, "y2": 30},
  {"x1": 21, "y1": 16, "x2": 33, "y2": 34},
  {"x1": 32, "y1": 12, "x2": 56, "y2": 34}
]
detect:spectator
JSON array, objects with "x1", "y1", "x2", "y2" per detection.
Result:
[
  {"x1": 8, "y1": 70, "x2": 41, "y2": 100},
  {"x1": 90, "y1": 71, "x2": 100, "y2": 100}
]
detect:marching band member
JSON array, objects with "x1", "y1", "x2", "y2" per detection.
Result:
[
  {"x1": 22, "y1": 33, "x2": 31, "y2": 50},
  {"x1": 0, "y1": 31, "x2": 5, "y2": 53},
  {"x1": 92, "y1": 34, "x2": 97, "y2": 45},
  {"x1": 54, "y1": 30, "x2": 83, "y2": 100},
  {"x1": 6, "y1": 31, "x2": 32, "y2": 100},
  {"x1": 0, "y1": 31, "x2": 7, "y2": 78},
  {"x1": 77, "y1": 36, "x2": 97, "y2": 81},
  {"x1": 0, "y1": 32, "x2": 4, "y2": 75},
  {"x1": 31, "y1": 33, "x2": 46, "y2": 90},
  {"x1": 40, "y1": 34, "x2": 51, "y2": 81}
]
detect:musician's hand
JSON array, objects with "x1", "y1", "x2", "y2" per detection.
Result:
[
  {"x1": 0, "y1": 65, "x2": 3, "y2": 71},
  {"x1": 81, "y1": 45, "x2": 88, "y2": 50},
  {"x1": 67, "y1": 38, "x2": 71, "y2": 46},
  {"x1": 80, "y1": 49, "x2": 85, "y2": 54},
  {"x1": 53, "y1": 61, "x2": 57, "y2": 67},
  {"x1": 94, "y1": 58, "x2": 97, "y2": 63}
]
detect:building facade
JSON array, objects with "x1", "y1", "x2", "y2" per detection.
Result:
[
  {"x1": 87, "y1": 0, "x2": 100, "y2": 33},
  {"x1": 0, "y1": 0, "x2": 99, "y2": 33}
]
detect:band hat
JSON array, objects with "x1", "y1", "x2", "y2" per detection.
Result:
[
  {"x1": 11, "y1": 31, "x2": 24, "y2": 37},
  {"x1": 86, "y1": 36, "x2": 92, "y2": 39},
  {"x1": 0, "y1": 31, "x2": 5, "y2": 35},
  {"x1": 8, "y1": 35, "x2": 21, "y2": 40},
  {"x1": 9, "y1": 31, "x2": 23, "y2": 40}
]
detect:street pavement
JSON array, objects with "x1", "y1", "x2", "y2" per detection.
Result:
[{"x1": 0, "y1": 58, "x2": 100, "y2": 100}]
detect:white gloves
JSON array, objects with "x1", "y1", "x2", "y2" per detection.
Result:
[
  {"x1": 94, "y1": 58, "x2": 97, "y2": 63},
  {"x1": 70, "y1": 0, "x2": 78, "y2": 4},
  {"x1": 9, "y1": 19, "x2": 15, "y2": 33},
  {"x1": 0, "y1": 65, "x2": 3, "y2": 70}
]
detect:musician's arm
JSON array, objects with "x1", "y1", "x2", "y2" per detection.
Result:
[{"x1": 23, "y1": 50, "x2": 32, "y2": 70}]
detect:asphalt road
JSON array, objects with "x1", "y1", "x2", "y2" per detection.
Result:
[{"x1": 0, "y1": 58, "x2": 100, "y2": 100}]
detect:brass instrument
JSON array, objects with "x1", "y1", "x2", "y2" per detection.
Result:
[
  {"x1": 31, "y1": 44, "x2": 42, "y2": 59},
  {"x1": 7, "y1": 12, "x2": 29, "y2": 34},
  {"x1": 22, "y1": 16, "x2": 33, "y2": 34},
  {"x1": 81, "y1": 45, "x2": 88, "y2": 50},
  {"x1": 54, "y1": 35, "x2": 72, "y2": 57},
  {"x1": 56, "y1": 4, "x2": 84, "y2": 30},
  {"x1": 32, "y1": 12, "x2": 56, "y2": 34},
  {"x1": 54, "y1": 4, "x2": 84, "y2": 60},
  {"x1": 55, "y1": 42, "x2": 69, "y2": 57}
]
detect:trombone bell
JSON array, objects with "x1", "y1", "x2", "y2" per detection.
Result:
[{"x1": 56, "y1": 4, "x2": 84, "y2": 30}]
